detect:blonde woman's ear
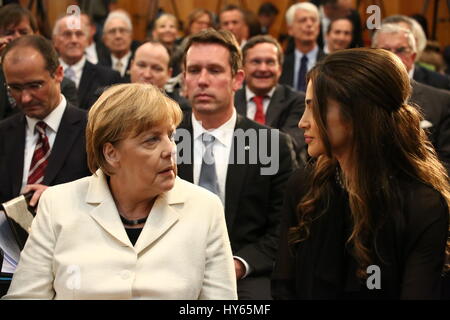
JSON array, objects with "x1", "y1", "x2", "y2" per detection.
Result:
[{"x1": 103, "y1": 142, "x2": 120, "y2": 168}]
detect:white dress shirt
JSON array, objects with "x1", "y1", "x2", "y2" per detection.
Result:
[
  {"x1": 191, "y1": 110, "x2": 236, "y2": 204},
  {"x1": 60, "y1": 56, "x2": 86, "y2": 89},
  {"x1": 191, "y1": 109, "x2": 252, "y2": 277},
  {"x1": 85, "y1": 42, "x2": 98, "y2": 65},
  {"x1": 22, "y1": 95, "x2": 67, "y2": 190},
  {"x1": 245, "y1": 86, "x2": 276, "y2": 120},
  {"x1": 111, "y1": 51, "x2": 132, "y2": 77}
]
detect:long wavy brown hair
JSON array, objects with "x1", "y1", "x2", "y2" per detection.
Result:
[{"x1": 289, "y1": 48, "x2": 450, "y2": 278}]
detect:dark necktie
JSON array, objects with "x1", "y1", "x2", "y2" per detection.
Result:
[
  {"x1": 27, "y1": 121, "x2": 50, "y2": 185},
  {"x1": 198, "y1": 133, "x2": 220, "y2": 196},
  {"x1": 252, "y1": 96, "x2": 266, "y2": 124},
  {"x1": 297, "y1": 55, "x2": 308, "y2": 92}
]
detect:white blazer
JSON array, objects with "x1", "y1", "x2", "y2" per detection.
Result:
[{"x1": 4, "y1": 170, "x2": 237, "y2": 300}]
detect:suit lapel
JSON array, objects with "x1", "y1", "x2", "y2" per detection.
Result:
[
  {"x1": 78, "y1": 62, "x2": 94, "y2": 108},
  {"x1": 43, "y1": 106, "x2": 83, "y2": 185},
  {"x1": 224, "y1": 115, "x2": 249, "y2": 228},
  {"x1": 134, "y1": 188, "x2": 183, "y2": 254},
  {"x1": 6, "y1": 116, "x2": 26, "y2": 196},
  {"x1": 86, "y1": 170, "x2": 131, "y2": 247},
  {"x1": 265, "y1": 85, "x2": 286, "y2": 127},
  {"x1": 234, "y1": 88, "x2": 247, "y2": 116},
  {"x1": 175, "y1": 116, "x2": 194, "y2": 183}
]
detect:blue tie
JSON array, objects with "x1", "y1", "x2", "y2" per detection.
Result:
[
  {"x1": 198, "y1": 133, "x2": 220, "y2": 196},
  {"x1": 297, "y1": 55, "x2": 308, "y2": 92}
]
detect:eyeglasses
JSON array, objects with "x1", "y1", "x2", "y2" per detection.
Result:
[
  {"x1": 105, "y1": 27, "x2": 131, "y2": 35},
  {"x1": 6, "y1": 81, "x2": 45, "y2": 95},
  {"x1": 382, "y1": 46, "x2": 412, "y2": 56}
]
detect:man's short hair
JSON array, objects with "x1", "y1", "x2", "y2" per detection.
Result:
[
  {"x1": 242, "y1": 34, "x2": 284, "y2": 65},
  {"x1": 372, "y1": 23, "x2": 417, "y2": 54},
  {"x1": 258, "y1": 2, "x2": 279, "y2": 16},
  {"x1": 0, "y1": 3, "x2": 38, "y2": 34},
  {"x1": 220, "y1": 4, "x2": 244, "y2": 19},
  {"x1": 183, "y1": 28, "x2": 242, "y2": 75},
  {"x1": 103, "y1": 10, "x2": 133, "y2": 33},
  {"x1": 1, "y1": 35, "x2": 60, "y2": 75},
  {"x1": 285, "y1": 2, "x2": 319, "y2": 26},
  {"x1": 326, "y1": 17, "x2": 354, "y2": 34},
  {"x1": 382, "y1": 14, "x2": 426, "y2": 59}
]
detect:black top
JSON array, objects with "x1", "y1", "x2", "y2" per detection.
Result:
[
  {"x1": 125, "y1": 227, "x2": 143, "y2": 246},
  {"x1": 272, "y1": 168, "x2": 449, "y2": 299}
]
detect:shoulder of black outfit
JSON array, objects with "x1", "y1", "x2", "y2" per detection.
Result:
[{"x1": 413, "y1": 64, "x2": 450, "y2": 91}]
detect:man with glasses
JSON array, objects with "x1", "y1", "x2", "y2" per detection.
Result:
[
  {"x1": 0, "y1": 4, "x2": 78, "y2": 120},
  {"x1": 53, "y1": 15, "x2": 121, "y2": 110},
  {"x1": 0, "y1": 35, "x2": 90, "y2": 260},
  {"x1": 99, "y1": 10, "x2": 138, "y2": 81},
  {"x1": 373, "y1": 23, "x2": 450, "y2": 172}
]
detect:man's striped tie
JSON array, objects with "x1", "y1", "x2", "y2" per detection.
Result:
[{"x1": 27, "y1": 121, "x2": 50, "y2": 185}]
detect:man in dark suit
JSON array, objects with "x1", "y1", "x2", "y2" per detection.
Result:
[
  {"x1": 53, "y1": 15, "x2": 121, "y2": 110},
  {"x1": 280, "y1": 2, "x2": 326, "y2": 91},
  {"x1": 0, "y1": 36, "x2": 90, "y2": 288},
  {"x1": 236, "y1": 35, "x2": 305, "y2": 161},
  {"x1": 0, "y1": 4, "x2": 78, "y2": 120},
  {"x1": 0, "y1": 35, "x2": 90, "y2": 208},
  {"x1": 410, "y1": 81, "x2": 450, "y2": 171},
  {"x1": 381, "y1": 14, "x2": 450, "y2": 91},
  {"x1": 373, "y1": 24, "x2": 450, "y2": 170},
  {"x1": 176, "y1": 29, "x2": 296, "y2": 300},
  {"x1": 98, "y1": 10, "x2": 138, "y2": 82}
]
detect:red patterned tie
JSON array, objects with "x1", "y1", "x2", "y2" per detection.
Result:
[
  {"x1": 253, "y1": 95, "x2": 266, "y2": 124},
  {"x1": 27, "y1": 121, "x2": 50, "y2": 185}
]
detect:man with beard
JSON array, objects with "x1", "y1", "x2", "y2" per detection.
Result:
[{"x1": 235, "y1": 35, "x2": 305, "y2": 162}]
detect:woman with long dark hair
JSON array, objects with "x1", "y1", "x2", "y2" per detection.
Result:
[{"x1": 272, "y1": 48, "x2": 450, "y2": 299}]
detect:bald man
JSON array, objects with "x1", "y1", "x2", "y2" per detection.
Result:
[{"x1": 129, "y1": 41, "x2": 190, "y2": 112}]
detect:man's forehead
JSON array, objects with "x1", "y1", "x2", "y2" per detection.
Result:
[
  {"x1": 4, "y1": 47, "x2": 43, "y2": 64},
  {"x1": 105, "y1": 18, "x2": 128, "y2": 30},
  {"x1": 188, "y1": 42, "x2": 230, "y2": 55}
]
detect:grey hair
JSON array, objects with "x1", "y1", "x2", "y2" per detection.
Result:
[
  {"x1": 372, "y1": 23, "x2": 417, "y2": 54},
  {"x1": 285, "y1": 2, "x2": 319, "y2": 26},
  {"x1": 103, "y1": 10, "x2": 133, "y2": 33},
  {"x1": 382, "y1": 15, "x2": 426, "y2": 60}
]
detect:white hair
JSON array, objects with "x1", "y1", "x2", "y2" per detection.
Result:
[
  {"x1": 381, "y1": 15, "x2": 426, "y2": 60},
  {"x1": 285, "y1": 2, "x2": 319, "y2": 26},
  {"x1": 103, "y1": 10, "x2": 133, "y2": 33},
  {"x1": 372, "y1": 23, "x2": 417, "y2": 53}
]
